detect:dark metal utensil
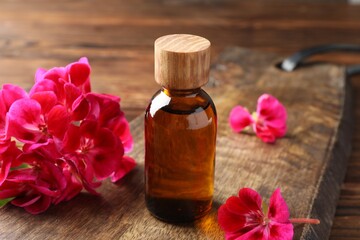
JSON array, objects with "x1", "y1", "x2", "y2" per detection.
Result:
[{"x1": 280, "y1": 44, "x2": 360, "y2": 76}]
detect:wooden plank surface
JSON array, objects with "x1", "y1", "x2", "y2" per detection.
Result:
[
  {"x1": 0, "y1": 0, "x2": 359, "y2": 239},
  {"x1": 0, "y1": 47, "x2": 352, "y2": 239}
]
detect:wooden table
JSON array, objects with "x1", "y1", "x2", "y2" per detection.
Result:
[{"x1": 0, "y1": 0, "x2": 359, "y2": 239}]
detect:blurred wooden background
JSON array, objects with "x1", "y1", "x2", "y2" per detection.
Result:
[{"x1": 0, "y1": 0, "x2": 360, "y2": 239}]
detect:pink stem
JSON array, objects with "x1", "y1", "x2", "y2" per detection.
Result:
[{"x1": 290, "y1": 218, "x2": 320, "y2": 225}]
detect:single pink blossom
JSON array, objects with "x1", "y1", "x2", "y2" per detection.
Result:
[
  {"x1": 52, "y1": 163, "x2": 83, "y2": 205},
  {"x1": 0, "y1": 152, "x2": 67, "y2": 214},
  {"x1": 229, "y1": 94, "x2": 287, "y2": 143},
  {"x1": 73, "y1": 92, "x2": 133, "y2": 152},
  {"x1": 61, "y1": 120, "x2": 135, "y2": 188},
  {"x1": 253, "y1": 94, "x2": 287, "y2": 143},
  {"x1": 218, "y1": 188, "x2": 320, "y2": 240},
  {"x1": 6, "y1": 98, "x2": 70, "y2": 144},
  {"x1": 62, "y1": 122, "x2": 123, "y2": 181},
  {"x1": 30, "y1": 57, "x2": 91, "y2": 106}
]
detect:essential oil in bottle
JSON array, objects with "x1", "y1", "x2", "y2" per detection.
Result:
[{"x1": 145, "y1": 34, "x2": 217, "y2": 222}]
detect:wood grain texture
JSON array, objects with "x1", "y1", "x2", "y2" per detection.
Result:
[
  {"x1": 0, "y1": 0, "x2": 359, "y2": 239},
  {"x1": 0, "y1": 48, "x2": 352, "y2": 239}
]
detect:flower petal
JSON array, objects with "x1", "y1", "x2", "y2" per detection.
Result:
[
  {"x1": 34, "y1": 68, "x2": 47, "y2": 82},
  {"x1": 0, "y1": 188, "x2": 22, "y2": 199},
  {"x1": 256, "y1": 94, "x2": 287, "y2": 136},
  {"x1": 7, "y1": 169, "x2": 36, "y2": 182},
  {"x1": 23, "y1": 195, "x2": 52, "y2": 214},
  {"x1": 0, "y1": 161, "x2": 11, "y2": 185},
  {"x1": 257, "y1": 94, "x2": 282, "y2": 116},
  {"x1": 0, "y1": 140, "x2": 10, "y2": 154},
  {"x1": 229, "y1": 226, "x2": 271, "y2": 240},
  {"x1": 107, "y1": 115, "x2": 133, "y2": 153},
  {"x1": 67, "y1": 62, "x2": 91, "y2": 87},
  {"x1": 0, "y1": 180, "x2": 24, "y2": 198},
  {"x1": 224, "y1": 232, "x2": 240, "y2": 240},
  {"x1": 64, "y1": 83, "x2": 82, "y2": 110},
  {"x1": 83, "y1": 93, "x2": 121, "y2": 124},
  {"x1": 47, "y1": 105, "x2": 71, "y2": 139},
  {"x1": 218, "y1": 204, "x2": 247, "y2": 233},
  {"x1": 30, "y1": 184, "x2": 59, "y2": 198},
  {"x1": 110, "y1": 156, "x2": 136, "y2": 182},
  {"x1": 53, "y1": 170, "x2": 82, "y2": 204},
  {"x1": 235, "y1": 188, "x2": 262, "y2": 213},
  {"x1": 0, "y1": 98, "x2": 6, "y2": 133},
  {"x1": 43, "y1": 67, "x2": 67, "y2": 83},
  {"x1": 62, "y1": 125, "x2": 81, "y2": 152},
  {"x1": 6, "y1": 99, "x2": 43, "y2": 143},
  {"x1": 67, "y1": 155, "x2": 100, "y2": 195},
  {"x1": 12, "y1": 194, "x2": 42, "y2": 207},
  {"x1": 0, "y1": 141, "x2": 22, "y2": 185},
  {"x1": 90, "y1": 129, "x2": 123, "y2": 180},
  {"x1": 29, "y1": 79, "x2": 57, "y2": 96},
  {"x1": 268, "y1": 188, "x2": 291, "y2": 223},
  {"x1": 1, "y1": 84, "x2": 28, "y2": 110},
  {"x1": 71, "y1": 95, "x2": 89, "y2": 121},
  {"x1": 77, "y1": 57, "x2": 92, "y2": 92},
  {"x1": 253, "y1": 125, "x2": 277, "y2": 143},
  {"x1": 41, "y1": 67, "x2": 68, "y2": 101},
  {"x1": 253, "y1": 94, "x2": 287, "y2": 143},
  {"x1": 30, "y1": 91, "x2": 57, "y2": 114},
  {"x1": 91, "y1": 153, "x2": 117, "y2": 180},
  {"x1": 218, "y1": 188, "x2": 264, "y2": 236},
  {"x1": 78, "y1": 57, "x2": 89, "y2": 64},
  {"x1": 229, "y1": 106, "x2": 253, "y2": 132},
  {"x1": 267, "y1": 222, "x2": 293, "y2": 240}
]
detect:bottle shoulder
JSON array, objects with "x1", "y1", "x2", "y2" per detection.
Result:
[{"x1": 146, "y1": 89, "x2": 216, "y2": 117}]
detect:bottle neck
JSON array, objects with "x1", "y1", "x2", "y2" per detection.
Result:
[{"x1": 162, "y1": 87, "x2": 201, "y2": 97}]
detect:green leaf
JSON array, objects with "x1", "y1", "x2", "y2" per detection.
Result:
[{"x1": 0, "y1": 198, "x2": 14, "y2": 208}]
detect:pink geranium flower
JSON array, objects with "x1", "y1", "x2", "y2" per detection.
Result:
[
  {"x1": 0, "y1": 150, "x2": 67, "y2": 214},
  {"x1": 229, "y1": 94, "x2": 287, "y2": 143},
  {"x1": 218, "y1": 188, "x2": 320, "y2": 240},
  {"x1": 62, "y1": 122, "x2": 125, "y2": 187},
  {"x1": 31, "y1": 57, "x2": 91, "y2": 96},
  {"x1": 0, "y1": 57, "x2": 135, "y2": 214},
  {"x1": 6, "y1": 98, "x2": 70, "y2": 144},
  {"x1": 71, "y1": 92, "x2": 133, "y2": 152}
]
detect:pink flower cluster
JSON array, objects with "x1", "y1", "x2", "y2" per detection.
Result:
[
  {"x1": 229, "y1": 94, "x2": 287, "y2": 143},
  {"x1": 0, "y1": 58, "x2": 135, "y2": 214}
]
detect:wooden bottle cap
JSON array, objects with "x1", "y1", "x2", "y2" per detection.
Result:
[{"x1": 154, "y1": 34, "x2": 211, "y2": 90}]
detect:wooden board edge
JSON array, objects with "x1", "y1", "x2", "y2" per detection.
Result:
[{"x1": 301, "y1": 71, "x2": 353, "y2": 239}]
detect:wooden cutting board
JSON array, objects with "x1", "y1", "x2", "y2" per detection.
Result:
[{"x1": 0, "y1": 47, "x2": 352, "y2": 240}]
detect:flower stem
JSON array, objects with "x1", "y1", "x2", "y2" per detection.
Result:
[{"x1": 290, "y1": 218, "x2": 320, "y2": 225}]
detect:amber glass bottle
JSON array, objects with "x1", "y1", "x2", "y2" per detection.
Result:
[{"x1": 145, "y1": 34, "x2": 217, "y2": 222}]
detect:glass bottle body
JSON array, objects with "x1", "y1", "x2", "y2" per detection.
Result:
[{"x1": 145, "y1": 87, "x2": 217, "y2": 222}]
